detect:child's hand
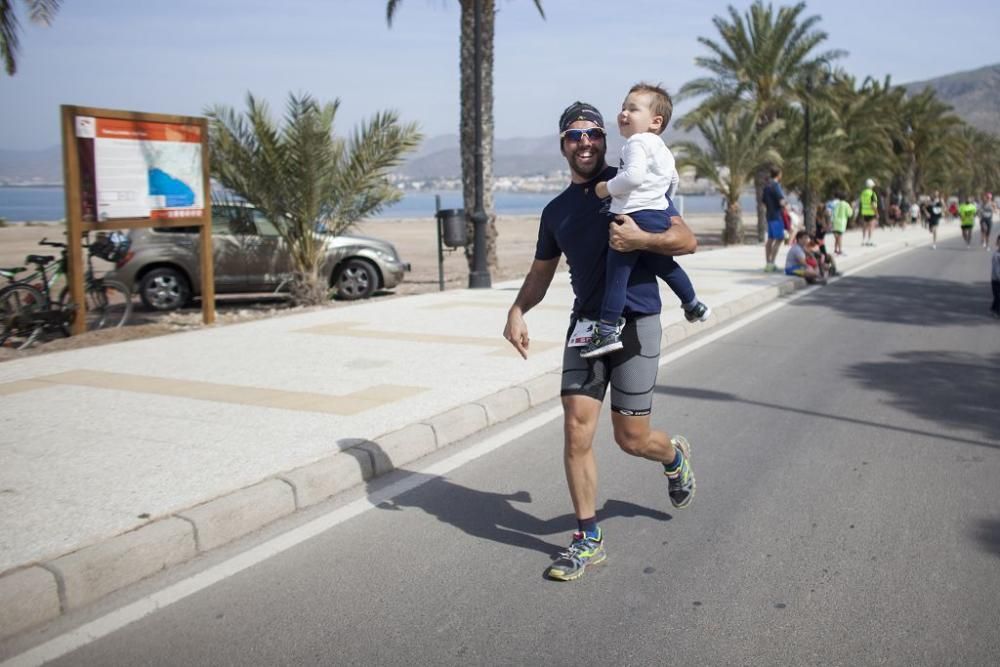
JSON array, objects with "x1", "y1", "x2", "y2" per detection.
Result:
[{"x1": 595, "y1": 182, "x2": 609, "y2": 199}]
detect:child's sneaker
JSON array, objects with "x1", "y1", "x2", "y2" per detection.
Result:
[
  {"x1": 684, "y1": 301, "x2": 711, "y2": 323},
  {"x1": 579, "y1": 329, "x2": 623, "y2": 358}
]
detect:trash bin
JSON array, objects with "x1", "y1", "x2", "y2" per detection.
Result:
[{"x1": 437, "y1": 208, "x2": 467, "y2": 248}]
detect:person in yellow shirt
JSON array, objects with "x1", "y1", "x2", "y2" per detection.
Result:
[
  {"x1": 958, "y1": 195, "x2": 978, "y2": 248},
  {"x1": 830, "y1": 190, "x2": 853, "y2": 256},
  {"x1": 859, "y1": 178, "x2": 879, "y2": 246}
]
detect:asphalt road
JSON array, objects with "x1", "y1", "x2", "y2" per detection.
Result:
[{"x1": 29, "y1": 236, "x2": 1000, "y2": 666}]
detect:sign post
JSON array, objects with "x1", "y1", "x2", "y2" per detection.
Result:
[{"x1": 60, "y1": 105, "x2": 215, "y2": 334}]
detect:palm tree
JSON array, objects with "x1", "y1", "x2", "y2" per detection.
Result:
[
  {"x1": 207, "y1": 92, "x2": 422, "y2": 306},
  {"x1": 386, "y1": 0, "x2": 544, "y2": 273},
  {"x1": 678, "y1": 1, "x2": 843, "y2": 241},
  {"x1": 893, "y1": 86, "x2": 964, "y2": 200},
  {"x1": 821, "y1": 75, "x2": 897, "y2": 201},
  {"x1": 0, "y1": 0, "x2": 60, "y2": 75},
  {"x1": 675, "y1": 110, "x2": 783, "y2": 245}
]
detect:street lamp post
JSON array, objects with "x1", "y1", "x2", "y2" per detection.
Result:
[
  {"x1": 803, "y1": 71, "x2": 813, "y2": 234},
  {"x1": 468, "y1": 0, "x2": 491, "y2": 288}
]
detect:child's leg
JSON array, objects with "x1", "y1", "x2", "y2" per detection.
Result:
[
  {"x1": 598, "y1": 248, "x2": 640, "y2": 335},
  {"x1": 642, "y1": 253, "x2": 696, "y2": 306},
  {"x1": 597, "y1": 209, "x2": 672, "y2": 335}
]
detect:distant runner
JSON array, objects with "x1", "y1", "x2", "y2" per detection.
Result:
[
  {"x1": 979, "y1": 193, "x2": 995, "y2": 249},
  {"x1": 958, "y1": 195, "x2": 977, "y2": 248},
  {"x1": 925, "y1": 192, "x2": 944, "y2": 249}
]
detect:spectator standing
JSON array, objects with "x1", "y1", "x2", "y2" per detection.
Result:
[
  {"x1": 762, "y1": 167, "x2": 788, "y2": 272},
  {"x1": 830, "y1": 191, "x2": 853, "y2": 256},
  {"x1": 859, "y1": 179, "x2": 879, "y2": 246}
]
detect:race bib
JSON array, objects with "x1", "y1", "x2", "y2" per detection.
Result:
[{"x1": 567, "y1": 318, "x2": 625, "y2": 347}]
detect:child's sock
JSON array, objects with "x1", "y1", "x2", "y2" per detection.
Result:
[
  {"x1": 596, "y1": 320, "x2": 616, "y2": 337},
  {"x1": 682, "y1": 298, "x2": 699, "y2": 311}
]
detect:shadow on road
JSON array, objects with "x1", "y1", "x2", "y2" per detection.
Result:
[
  {"x1": 792, "y1": 274, "x2": 994, "y2": 326},
  {"x1": 369, "y1": 472, "x2": 671, "y2": 556},
  {"x1": 655, "y1": 358, "x2": 1000, "y2": 450},
  {"x1": 843, "y1": 350, "x2": 1000, "y2": 444},
  {"x1": 972, "y1": 518, "x2": 1000, "y2": 559}
]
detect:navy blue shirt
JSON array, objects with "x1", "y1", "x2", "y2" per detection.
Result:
[
  {"x1": 763, "y1": 181, "x2": 785, "y2": 222},
  {"x1": 535, "y1": 165, "x2": 678, "y2": 319}
]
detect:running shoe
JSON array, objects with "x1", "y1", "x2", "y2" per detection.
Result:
[
  {"x1": 580, "y1": 329, "x2": 623, "y2": 358},
  {"x1": 545, "y1": 529, "x2": 607, "y2": 581},
  {"x1": 664, "y1": 436, "x2": 696, "y2": 509},
  {"x1": 684, "y1": 301, "x2": 711, "y2": 323}
]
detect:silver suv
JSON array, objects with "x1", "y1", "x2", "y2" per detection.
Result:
[{"x1": 108, "y1": 206, "x2": 410, "y2": 311}]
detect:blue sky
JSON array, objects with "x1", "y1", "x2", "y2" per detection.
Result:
[{"x1": 1, "y1": 0, "x2": 998, "y2": 151}]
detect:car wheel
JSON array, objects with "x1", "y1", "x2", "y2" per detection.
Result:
[
  {"x1": 333, "y1": 259, "x2": 378, "y2": 300},
  {"x1": 139, "y1": 267, "x2": 191, "y2": 311}
]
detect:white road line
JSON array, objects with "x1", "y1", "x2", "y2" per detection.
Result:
[{"x1": 1, "y1": 240, "x2": 916, "y2": 667}]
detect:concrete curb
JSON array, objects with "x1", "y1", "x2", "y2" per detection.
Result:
[{"x1": 1, "y1": 235, "x2": 928, "y2": 640}]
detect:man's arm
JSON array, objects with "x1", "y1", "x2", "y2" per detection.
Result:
[
  {"x1": 608, "y1": 213, "x2": 697, "y2": 256},
  {"x1": 504, "y1": 257, "x2": 559, "y2": 359}
]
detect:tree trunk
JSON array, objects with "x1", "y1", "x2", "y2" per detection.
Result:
[
  {"x1": 459, "y1": 0, "x2": 498, "y2": 274},
  {"x1": 724, "y1": 201, "x2": 744, "y2": 246},
  {"x1": 803, "y1": 185, "x2": 816, "y2": 235},
  {"x1": 903, "y1": 155, "x2": 916, "y2": 204},
  {"x1": 754, "y1": 165, "x2": 769, "y2": 243}
]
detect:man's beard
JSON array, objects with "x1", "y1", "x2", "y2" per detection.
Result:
[{"x1": 565, "y1": 143, "x2": 606, "y2": 181}]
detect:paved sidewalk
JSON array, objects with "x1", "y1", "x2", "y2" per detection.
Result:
[{"x1": 0, "y1": 222, "x2": 954, "y2": 639}]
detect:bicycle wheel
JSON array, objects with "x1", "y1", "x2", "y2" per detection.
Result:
[
  {"x1": 0, "y1": 283, "x2": 45, "y2": 350},
  {"x1": 59, "y1": 279, "x2": 134, "y2": 330}
]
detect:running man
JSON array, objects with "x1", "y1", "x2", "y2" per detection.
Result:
[
  {"x1": 926, "y1": 192, "x2": 944, "y2": 249},
  {"x1": 979, "y1": 193, "x2": 996, "y2": 249},
  {"x1": 958, "y1": 195, "x2": 978, "y2": 248},
  {"x1": 503, "y1": 101, "x2": 697, "y2": 582}
]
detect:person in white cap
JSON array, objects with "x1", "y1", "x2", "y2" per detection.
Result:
[{"x1": 859, "y1": 178, "x2": 879, "y2": 246}]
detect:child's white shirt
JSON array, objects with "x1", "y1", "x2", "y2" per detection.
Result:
[{"x1": 606, "y1": 132, "x2": 679, "y2": 214}]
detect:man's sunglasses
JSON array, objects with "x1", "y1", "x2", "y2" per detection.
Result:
[{"x1": 560, "y1": 127, "x2": 606, "y2": 142}]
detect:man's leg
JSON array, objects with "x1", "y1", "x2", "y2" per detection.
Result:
[
  {"x1": 561, "y1": 395, "x2": 602, "y2": 521},
  {"x1": 607, "y1": 314, "x2": 696, "y2": 509},
  {"x1": 546, "y1": 339, "x2": 612, "y2": 582},
  {"x1": 610, "y1": 412, "x2": 675, "y2": 463}
]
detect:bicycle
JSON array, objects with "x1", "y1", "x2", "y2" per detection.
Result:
[{"x1": 0, "y1": 232, "x2": 133, "y2": 350}]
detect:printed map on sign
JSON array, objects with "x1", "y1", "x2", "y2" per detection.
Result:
[{"x1": 84, "y1": 118, "x2": 204, "y2": 220}]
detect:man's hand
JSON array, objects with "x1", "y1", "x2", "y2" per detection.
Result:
[
  {"x1": 595, "y1": 181, "x2": 609, "y2": 199},
  {"x1": 609, "y1": 214, "x2": 647, "y2": 252},
  {"x1": 503, "y1": 307, "x2": 531, "y2": 360},
  {"x1": 609, "y1": 213, "x2": 697, "y2": 256}
]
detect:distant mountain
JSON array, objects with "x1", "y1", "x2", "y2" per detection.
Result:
[
  {"x1": 0, "y1": 146, "x2": 62, "y2": 184},
  {"x1": 4, "y1": 64, "x2": 997, "y2": 185},
  {"x1": 397, "y1": 126, "x2": 704, "y2": 181},
  {"x1": 903, "y1": 63, "x2": 1000, "y2": 136}
]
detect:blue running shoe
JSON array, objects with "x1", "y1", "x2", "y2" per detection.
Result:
[
  {"x1": 664, "y1": 436, "x2": 696, "y2": 509},
  {"x1": 545, "y1": 529, "x2": 607, "y2": 581}
]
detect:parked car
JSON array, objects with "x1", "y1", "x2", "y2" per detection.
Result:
[{"x1": 107, "y1": 205, "x2": 410, "y2": 311}]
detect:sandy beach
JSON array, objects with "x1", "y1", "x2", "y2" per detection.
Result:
[{"x1": 0, "y1": 211, "x2": 742, "y2": 359}]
